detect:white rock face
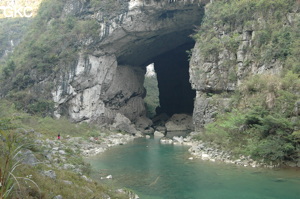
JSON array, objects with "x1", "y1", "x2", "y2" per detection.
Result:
[
  {"x1": 52, "y1": 53, "x2": 146, "y2": 129},
  {"x1": 145, "y1": 64, "x2": 156, "y2": 78}
]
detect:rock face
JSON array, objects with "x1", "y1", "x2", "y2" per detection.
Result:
[
  {"x1": 165, "y1": 114, "x2": 193, "y2": 131},
  {"x1": 111, "y1": 113, "x2": 140, "y2": 135},
  {"x1": 50, "y1": 0, "x2": 207, "y2": 131},
  {"x1": 189, "y1": 2, "x2": 300, "y2": 130},
  {"x1": 3, "y1": 0, "x2": 297, "y2": 134},
  {"x1": 17, "y1": 149, "x2": 39, "y2": 166}
]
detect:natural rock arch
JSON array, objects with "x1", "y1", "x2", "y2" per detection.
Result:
[{"x1": 52, "y1": 0, "x2": 207, "y2": 132}]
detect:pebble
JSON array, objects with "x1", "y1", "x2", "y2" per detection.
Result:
[{"x1": 106, "y1": 175, "x2": 113, "y2": 179}]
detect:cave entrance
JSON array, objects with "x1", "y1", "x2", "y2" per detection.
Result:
[
  {"x1": 143, "y1": 42, "x2": 196, "y2": 120},
  {"x1": 153, "y1": 43, "x2": 196, "y2": 117}
]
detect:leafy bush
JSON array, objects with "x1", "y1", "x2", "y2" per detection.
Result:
[{"x1": 200, "y1": 71, "x2": 300, "y2": 163}]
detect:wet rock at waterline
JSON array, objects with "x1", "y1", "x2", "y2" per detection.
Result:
[
  {"x1": 160, "y1": 137, "x2": 173, "y2": 144},
  {"x1": 116, "y1": 189, "x2": 140, "y2": 199},
  {"x1": 135, "y1": 116, "x2": 153, "y2": 132},
  {"x1": 154, "y1": 131, "x2": 165, "y2": 137}
]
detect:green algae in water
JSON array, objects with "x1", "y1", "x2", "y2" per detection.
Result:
[{"x1": 87, "y1": 138, "x2": 300, "y2": 199}]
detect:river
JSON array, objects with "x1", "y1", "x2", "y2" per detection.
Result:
[{"x1": 87, "y1": 137, "x2": 300, "y2": 199}]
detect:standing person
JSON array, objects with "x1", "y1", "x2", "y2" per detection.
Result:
[{"x1": 57, "y1": 133, "x2": 60, "y2": 140}]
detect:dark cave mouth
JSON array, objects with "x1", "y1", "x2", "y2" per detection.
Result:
[
  {"x1": 153, "y1": 43, "x2": 196, "y2": 117},
  {"x1": 114, "y1": 4, "x2": 205, "y2": 120}
]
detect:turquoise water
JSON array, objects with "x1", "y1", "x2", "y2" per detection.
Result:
[{"x1": 87, "y1": 137, "x2": 300, "y2": 199}]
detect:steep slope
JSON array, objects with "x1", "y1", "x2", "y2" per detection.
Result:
[{"x1": 190, "y1": 0, "x2": 300, "y2": 165}]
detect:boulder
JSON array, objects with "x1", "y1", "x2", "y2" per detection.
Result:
[
  {"x1": 18, "y1": 149, "x2": 38, "y2": 166},
  {"x1": 155, "y1": 125, "x2": 166, "y2": 133},
  {"x1": 143, "y1": 127, "x2": 155, "y2": 135},
  {"x1": 116, "y1": 189, "x2": 139, "y2": 199},
  {"x1": 106, "y1": 175, "x2": 113, "y2": 179},
  {"x1": 154, "y1": 131, "x2": 164, "y2": 138},
  {"x1": 135, "y1": 116, "x2": 153, "y2": 131},
  {"x1": 82, "y1": 175, "x2": 92, "y2": 182},
  {"x1": 62, "y1": 180, "x2": 73, "y2": 185},
  {"x1": 42, "y1": 170, "x2": 56, "y2": 179},
  {"x1": 111, "y1": 113, "x2": 139, "y2": 135},
  {"x1": 53, "y1": 195, "x2": 63, "y2": 199},
  {"x1": 59, "y1": 150, "x2": 66, "y2": 155},
  {"x1": 63, "y1": 164, "x2": 75, "y2": 170},
  {"x1": 173, "y1": 136, "x2": 184, "y2": 144},
  {"x1": 160, "y1": 137, "x2": 173, "y2": 144},
  {"x1": 285, "y1": 161, "x2": 297, "y2": 167},
  {"x1": 297, "y1": 160, "x2": 300, "y2": 167},
  {"x1": 166, "y1": 131, "x2": 189, "y2": 138},
  {"x1": 165, "y1": 114, "x2": 194, "y2": 132},
  {"x1": 152, "y1": 113, "x2": 169, "y2": 125}
]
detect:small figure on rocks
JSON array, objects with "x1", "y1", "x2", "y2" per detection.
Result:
[{"x1": 57, "y1": 133, "x2": 60, "y2": 140}]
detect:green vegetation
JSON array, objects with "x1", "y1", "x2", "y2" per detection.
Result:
[
  {"x1": 193, "y1": 0, "x2": 300, "y2": 164},
  {"x1": 201, "y1": 73, "x2": 300, "y2": 163},
  {"x1": 144, "y1": 75, "x2": 160, "y2": 118},
  {"x1": 0, "y1": 99, "x2": 128, "y2": 198},
  {"x1": 194, "y1": 0, "x2": 298, "y2": 65},
  {"x1": 0, "y1": 0, "x2": 101, "y2": 115},
  {"x1": 0, "y1": 100, "x2": 103, "y2": 139},
  {"x1": 0, "y1": 18, "x2": 32, "y2": 63}
]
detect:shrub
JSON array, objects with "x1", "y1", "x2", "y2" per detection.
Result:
[{"x1": 200, "y1": 70, "x2": 300, "y2": 163}]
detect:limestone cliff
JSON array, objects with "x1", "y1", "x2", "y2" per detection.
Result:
[
  {"x1": 1, "y1": 0, "x2": 299, "y2": 140},
  {"x1": 190, "y1": 0, "x2": 300, "y2": 130},
  {"x1": 0, "y1": 0, "x2": 207, "y2": 132},
  {"x1": 51, "y1": 0, "x2": 206, "y2": 129}
]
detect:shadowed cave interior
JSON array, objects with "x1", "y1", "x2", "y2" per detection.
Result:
[
  {"x1": 153, "y1": 43, "x2": 196, "y2": 116},
  {"x1": 114, "y1": 5, "x2": 205, "y2": 120}
]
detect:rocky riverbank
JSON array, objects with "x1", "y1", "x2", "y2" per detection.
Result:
[
  {"x1": 18, "y1": 130, "x2": 141, "y2": 199},
  {"x1": 36, "y1": 132, "x2": 141, "y2": 172},
  {"x1": 159, "y1": 132, "x2": 282, "y2": 168}
]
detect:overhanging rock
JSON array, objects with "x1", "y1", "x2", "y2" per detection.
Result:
[{"x1": 52, "y1": 0, "x2": 208, "y2": 130}]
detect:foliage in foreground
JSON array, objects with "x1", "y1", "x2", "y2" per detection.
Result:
[{"x1": 0, "y1": 100, "x2": 127, "y2": 198}]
